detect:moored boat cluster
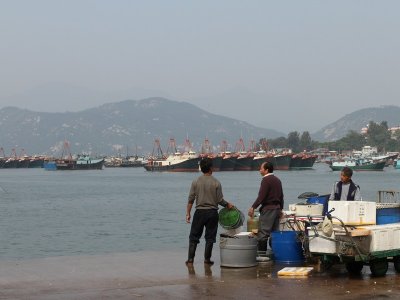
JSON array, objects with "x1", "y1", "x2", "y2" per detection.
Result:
[
  {"x1": 0, "y1": 143, "x2": 105, "y2": 170},
  {"x1": 0, "y1": 155, "x2": 47, "y2": 169},
  {"x1": 143, "y1": 138, "x2": 318, "y2": 172},
  {"x1": 323, "y1": 146, "x2": 399, "y2": 171}
]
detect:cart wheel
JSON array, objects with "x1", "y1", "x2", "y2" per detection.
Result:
[
  {"x1": 321, "y1": 260, "x2": 334, "y2": 271},
  {"x1": 369, "y1": 258, "x2": 388, "y2": 277},
  {"x1": 393, "y1": 256, "x2": 400, "y2": 273},
  {"x1": 345, "y1": 261, "x2": 364, "y2": 275}
]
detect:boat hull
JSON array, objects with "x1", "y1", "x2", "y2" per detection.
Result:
[
  {"x1": 3, "y1": 159, "x2": 18, "y2": 168},
  {"x1": 234, "y1": 156, "x2": 254, "y2": 171},
  {"x1": 144, "y1": 157, "x2": 200, "y2": 172},
  {"x1": 329, "y1": 161, "x2": 386, "y2": 171},
  {"x1": 211, "y1": 156, "x2": 222, "y2": 171},
  {"x1": 120, "y1": 162, "x2": 146, "y2": 167},
  {"x1": 75, "y1": 159, "x2": 104, "y2": 170},
  {"x1": 44, "y1": 159, "x2": 104, "y2": 170},
  {"x1": 273, "y1": 154, "x2": 292, "y2": 170},
  {"x1": 219, "y1": 156, "x2": 237, "y2": 171},
  {"x1": 29, "y1": 158, "x2": 45, "y2": 168},
  {"x1": 289, "y1": 155, "x2": 317, "y2": 169},
  {"x1": 251, "y1": 156, "x2": 268, "y2": 171}
]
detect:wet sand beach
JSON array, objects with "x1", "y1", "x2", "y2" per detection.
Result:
[{"x1": 1, "y1": 249, "x2": 400, "y2": 299}]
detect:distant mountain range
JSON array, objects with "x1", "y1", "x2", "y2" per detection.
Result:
[
  {"x1": 0, "y1": 98, "x2": 398, "y2": 156},
  {"x1": 0, "y1": 97, "x2": 284, "y2": 156},
  {"x1": 312, "y1": 105, "x2": 400, "y2": 141}
]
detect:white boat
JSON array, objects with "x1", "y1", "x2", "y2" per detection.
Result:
[
  {"x1": 144, "y1": 151, "x2": 200, "y2": 172},
  {"x1": 144, "y1": 138, "x2": 200, "y2": 172}
]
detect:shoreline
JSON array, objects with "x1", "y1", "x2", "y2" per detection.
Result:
[{"x1": 1, "y1": 250, "x2": 400, "y2": 299}]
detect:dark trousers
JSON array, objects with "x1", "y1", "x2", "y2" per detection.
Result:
[
  {"x1": 189, "y1": 209, "x2": 219, "y2": 244},
  {"x1": 258, "y1": 208, "x2": 281, "y2": 246}
]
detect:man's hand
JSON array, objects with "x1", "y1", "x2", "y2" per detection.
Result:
[
  {"x1": 226, "y1": 202, "x2": 234, "y2": 209},
  {"x1": 186, "y1": 213, "x2": 191, "y2": 223},
  {"x1": 248, "y1": 207, "x2": 254, "y2": 218}
]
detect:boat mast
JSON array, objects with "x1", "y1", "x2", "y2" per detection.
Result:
[
  {"x1": 220, "y1": 140, "x2": 229, "y2": 153},
  {"x1": 167, "y1": 138, "x2": 178, "y2": 155},
  {"x1": 61, "y1": 140, "x2": 73, "y2": 160},
  {"x1": 151, "y1": 138, "x2": 165, "y2": 159},
  {"x1": 235, "y1": 137, "x2": 246, "y2": 153},
  {"x1": 201, "y1": 138, "x2": 212, "y2": 154}
]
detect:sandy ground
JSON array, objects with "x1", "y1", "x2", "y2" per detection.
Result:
[{"x1": 1, "y1": 249, "x2": 400, "y2": 299}]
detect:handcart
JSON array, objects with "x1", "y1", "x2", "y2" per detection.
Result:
[{"x1": 305, "y1": 208, "x2": 400, "y2": 277}]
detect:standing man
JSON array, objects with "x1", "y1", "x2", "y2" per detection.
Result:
[
  {"x1": 248, "y1": 161, "x2": 284, "y2": 254},
  {"x1": 329, "y1": 166, "x2": 361, "y2": 201},
  {"x1": 186, "y1": 157, "x2": 234, "y2": 265}
]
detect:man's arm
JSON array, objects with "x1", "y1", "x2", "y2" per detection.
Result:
[
  {"x1": 186, "y1": 202, "x2": 193, "y2": 223},
  {"x1": 329, "y1": 182, "x2": 337, "y2": 200},
  {"x1": 354, "y1": 185, "x2": 362, "y2": 201}
]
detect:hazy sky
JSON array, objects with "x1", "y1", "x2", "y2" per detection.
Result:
[{"x1": 1, "y1": 1, "x2": 399, "y2": 133}]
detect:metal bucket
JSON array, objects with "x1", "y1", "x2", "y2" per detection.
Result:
[{"x1": 220, "y1": 233, "x2": 258, "y2": 268}]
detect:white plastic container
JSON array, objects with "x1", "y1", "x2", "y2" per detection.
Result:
[
  {"x1": 328, "y1": 201, "x2": 376, "y2": 225},
  {"x1": 308, "y1": 230, "x2": 337, "y2": 253},
  {"x1": 220, "y1": 232, "x2": 258, "y2": 267},
  {"x1": 358, "y1": 223, "x2": 400, "y2": 252},
  {"x1": 393, "y1": 226, "x2": 400, "y2": 249},
  {"x1": 289, "y1": 203, "x2": 324, "y2": 216}
]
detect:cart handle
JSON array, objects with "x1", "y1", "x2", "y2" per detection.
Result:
[{"x1": 325, "y1": 208, "x2": 335, "y2": 220}]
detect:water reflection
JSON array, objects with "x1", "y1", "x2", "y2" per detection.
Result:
[{"x1": 220, "y1": 262, "x2": 275, "y2": 280}]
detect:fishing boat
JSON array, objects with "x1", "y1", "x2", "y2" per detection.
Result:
[
  {"x1": 329, "y1": 157, "x2": 386, "y2": 171},
  {"x1": 234, "y1": 152, "x2": 254, "y2": 171},
  {"x1": 289, "y1": 153, "x2": 318, "y2": 169},
  {"x1": 144, "y1": 151, "x2": 200, "y2": 172},
  {"x1": 75, "y1": 155, "x2": 105, "y2": 170},
  {"x1": 218, "y1": 140, "x2": 237, "y2": 171},
  {"x1": 251, "y1": 140, "x2": 271, "y2": 171},
  {"x1": 2, "y1": 148, "x2": 18, "y2": 168},
  {"x1": 44, "y1": 156, "x2": 104, "y2": 170},
  {"x1": 251, "y1": 150, "x2": 269, "y2": 171},
  {"x1": 199, "y1": 153, "x2": 222, "y2": 171},
  {"x1": 199, "y1": 138, "x2": 222, "y2": 171},
  {"x1": 144, "y1": 138, "x2": 200, "y2": 172},
  {"x1": 233, "y1": 138, "x2": 255, "y2": 171},
  {"x1": 273, "y1": 153, "x2": 292, "y2": 170},
  {"x1": 29, "y1": 155, "x2": 45, "y2": 168},
  {"x1": 120, "y1": 156, "x2": 147, "y2": 167},
  {"x1": 394, "y1": 159, "x2": 400, "y2": 169},
  {"x1": 43, "y1": 141, "x2": 104, "y2": 170}
]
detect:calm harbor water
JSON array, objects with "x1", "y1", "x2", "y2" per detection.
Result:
[{"x1": 0, "y1": 163, "x2": 399, "y2": 261}]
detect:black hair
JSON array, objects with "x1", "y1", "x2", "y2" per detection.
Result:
[
  {"x1": 200, "y1": 157, "x2": 213, "y2": 173},
  {"x1": 341, "y1": 166, "x2": 353, "y2": 178},
  {"x1": 262, "y1": 161, "x2": 274, "y2": 173}
]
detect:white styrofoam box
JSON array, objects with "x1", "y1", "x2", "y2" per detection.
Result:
[
  {"x1": 289, "y1": 203, "x2": 324, "y2": 216},
  {"x1": 357, "y1": 223, "x2": 400, "y2": 252},
  {"x1": 328, "y1": 201, "x2": 376, "y2": 225},
  {"x1": 308, "y1": 230, "x2": 337, "y2": 253},
  {"x1": 393, "y1": 227, "x2": 400, "y2": 249}
]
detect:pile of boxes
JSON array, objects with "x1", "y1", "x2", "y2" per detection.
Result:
[{"x1": 309, "y1": 201, "x2": 400, "y2": 254}]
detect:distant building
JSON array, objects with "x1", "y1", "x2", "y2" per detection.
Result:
[
  {"x1": 361, "y1": 126, "x2": 368, "y2": 135},
  {"x1": 389, "y1": 126, "x2": 400, "y2": 138},
  {"x1": 360, "y1": 125, "x2": 400, "y2": 139},
  {"x1": 353, "y1": 146, "x2": 378, "y2": 157},
  {"x1": 310, "y1": 148, "x2": 338, "y2": 163}
]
